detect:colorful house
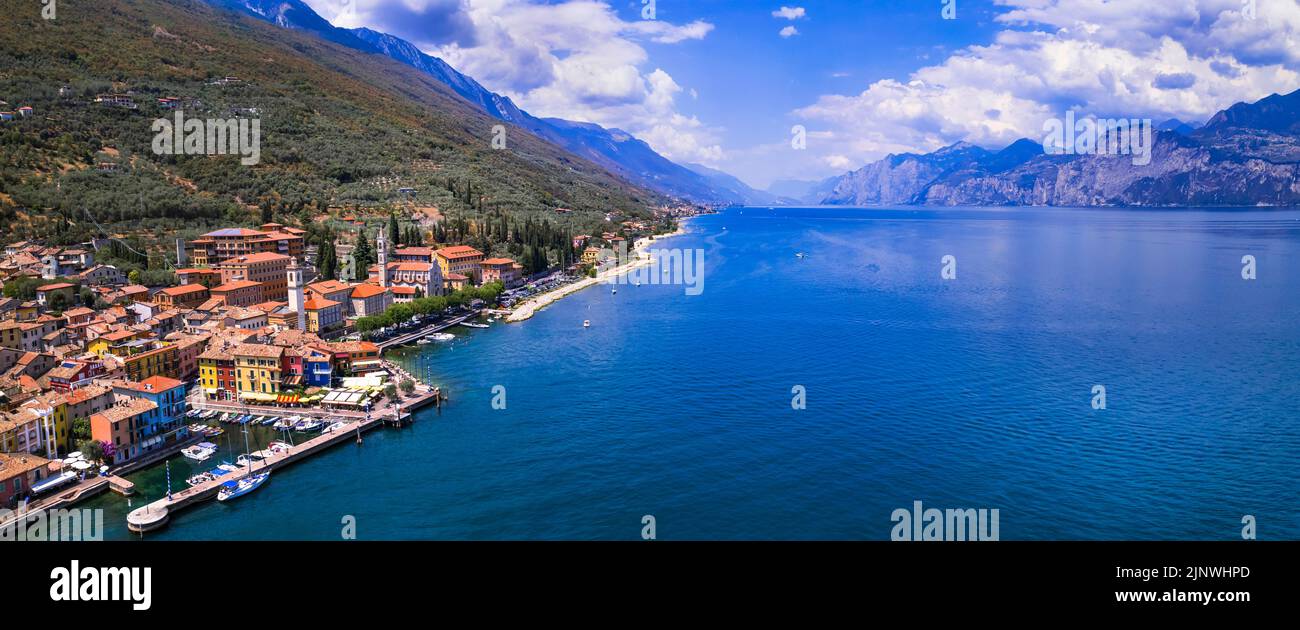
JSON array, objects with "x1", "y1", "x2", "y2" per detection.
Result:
[
  {"x1": 112, "y1": 376, "x2": 187, "y2": 442},
  {"x1": 90, "y1": 398, "x2": 159, "y2": 465}
]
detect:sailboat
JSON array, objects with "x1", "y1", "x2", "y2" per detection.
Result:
[{"x1": 218, "y1": 420, "x2": 269, "y2": 502}]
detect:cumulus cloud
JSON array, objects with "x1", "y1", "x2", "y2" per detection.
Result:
[
  {"x1": 779, "y1": 26, "x2": 799, "y2": 38},
  {"x1": 303, "y1": 0, "x2": 723, "y2": 165},
  {"x1": 772, "y1": 6, "x2": 806, "y2": 20},
  {"x1": 305, "y1": 0, "x2": 479, "y2": 47},
  {"x1": 444, "y1": 1, "x2": 721, "y2": 163},
  {"x1": 784, "y1": 0, "x2": 1300, "y2": 180}
]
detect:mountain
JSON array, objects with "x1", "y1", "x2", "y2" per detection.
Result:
[
  {"x1": 819, "y1": 89, "x2": 1300, "y2": 207},
  {"x1": 212, "y1": 0, "x2": 739, "y2": 203},
  {"x1": 209, "y1": 0, "x2": 381, "y2": 53},
  {"x1": 1202, "y1": 90, "x2": 1300, "y2": 134},
  {"x1": 822, "y1": 141, "x2": 994, "y2": 205},
  {"x1": 349, "y1": 27, "x2": 528, "y2": 124},
  {"x1": 0, "y1": 0, "x2": 664, "y2": 242},
  {"x1": 766, "y1": 177, "x2": 840, "y2": 205},
  {"x1": 683, "y1": 163, "x2": 780, "y2": 206},
  {"x1": 1157, "y1": 118, "x2": 1197, "y2": 136}
]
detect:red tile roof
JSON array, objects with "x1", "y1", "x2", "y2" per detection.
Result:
[{"x1": 435, "y1": 246, "x2": 484, "y2": 260}]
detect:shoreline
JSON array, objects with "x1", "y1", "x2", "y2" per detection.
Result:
[{"x1": 506, "y1": 216, "x2": 695, "y2": 322}]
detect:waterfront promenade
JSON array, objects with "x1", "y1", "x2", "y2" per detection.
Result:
[{"x1": 507, "y1": 228, "x2": 685, "y2": 322}]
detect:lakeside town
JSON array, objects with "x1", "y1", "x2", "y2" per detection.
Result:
[{"x1": 0, "y1": 204, "x2": 702, "y2": 534}]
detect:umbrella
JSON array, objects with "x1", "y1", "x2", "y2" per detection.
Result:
[
  {"x1": 67, "y1": 451, "x2": 83, "y2": 460},
  {"x1": 71, "y1": 461, "x2": 92, "y2": 471}
]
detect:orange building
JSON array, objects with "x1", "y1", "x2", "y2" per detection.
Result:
[
  {"x1": 217, "y1": 252, "x2": 290, "y2": 301},
  {"x1": 434, "y1": 246, "x2": 485, "y2": 283},
  {"x1": 480, "y1": 258, "x2": 522, "y2": 288},
  {"x1": 190, "y1": 228, "x2": 304, "y2": 266},
  {"x1": 153, "y1": 284, "x2": 211, "y2": 309},
  {"x1": 210, "y1": 280, "x2": 265, "y2": 308}
]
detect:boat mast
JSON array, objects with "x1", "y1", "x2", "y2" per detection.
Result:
[{"x1": 242, "y1": 421, "x2": 251, "y2": 476}]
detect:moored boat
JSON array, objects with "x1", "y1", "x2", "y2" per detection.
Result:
[
  {"x1": 182, "y1": 442, "x2": 218, "y2": 462},
  {"x1": 216, "y1": 472, "x2": 269, "y2": 501}
]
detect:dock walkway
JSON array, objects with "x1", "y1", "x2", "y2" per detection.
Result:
[{"x1": 376, "y1": 310, "x2": 481, "y2": 350}]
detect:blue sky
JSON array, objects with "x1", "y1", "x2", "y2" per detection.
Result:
[{"x1": 305, "y1": 0, "x2": 1300, "y2": 188}]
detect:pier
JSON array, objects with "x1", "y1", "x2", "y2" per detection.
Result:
[
  {"x1": 128, "y1": 385, "x2": 441, "y2": 533},
  {"x1": 375, "y1": 309, "x2": 482, "y2": 350}
]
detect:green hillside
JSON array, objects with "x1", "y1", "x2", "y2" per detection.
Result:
[{"x1": 0, "y1": 0, "x2": 664, "y2": 247}]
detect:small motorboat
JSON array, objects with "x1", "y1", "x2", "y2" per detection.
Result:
[
  {"x1": 182, "y1": 443, "x2": 218, "y2": 462},
  {"x1": 217, "y1": 462, "x2": 242, "y2": 473},
  {"x1": 217, "y1": 472, "x2": 270, "y2": 502},
  {"x1": 322, "y1": 421, "x2": 346, "y2": 433},
  {"x1": 298, "y1": 419, "x2": 323, "y2": 432},
  {"x1": 459, "y1": 322, "x2": 489, "y2": 329},
  {"x1": 273, "y1": 417, "x2": 295, "y2": 430},
  {"x1": 583, "y1": 320, "x2": 591, "y2": 328},
  {"x1": 205, "y1": 427, "x2": 225, "y2": 438},
  {"x1": 235, "y1": 453, "x2": 265, "y2": 467},
  {"x1": 268, "y1": 441, "x2": 292, "y2": 454},
  {"x1": 428, "y1": 333, "x2": 454, "y2": 342},
  {"x1": 417, "y1": 338, "x2": 433, "y2": 345},
  {"x1": 186, "y1": 471, "x2": 216, "y2": 487},
  {"x1": 187, "y1": 422, "x2": 208, "y2": 434}
]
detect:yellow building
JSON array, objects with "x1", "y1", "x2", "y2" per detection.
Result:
[
  {"x1": 434, "y1": 246, "x2": 485, "y2": 283},
  {"x1": 123, "y1": 344, "x2": 179, "y2": 382},
  {"x1": 233, "y1": 343, "x2": 284, "y2": 398}
]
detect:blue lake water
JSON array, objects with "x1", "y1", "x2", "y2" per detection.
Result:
[{"x1": 88, "y1": 206, "x2": 1300, "y2": 540}]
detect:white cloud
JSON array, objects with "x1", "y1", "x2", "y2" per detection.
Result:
[
  {"x1": 772, "y1": 6, "x2": 806, "y2": 21},
  {"x1": 779, "y1": 0, "x2": 1300, "y2": 181},
  {"x1": 779, "y1": 26, "x2": 799, "y2": 38},
  {"x1": 304, "y1": 1, "x2": 723, "y2": 165}
]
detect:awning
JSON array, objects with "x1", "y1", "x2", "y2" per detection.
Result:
[
  {"x1": 240, "y1": 392, "x2": 278, "y2": 402},
  {"x1": 276, "y1": 393, "x2": 300, "y2": 403},
  {"x1": 283, "y1": 375, "x2": 303, "y2": 386}
]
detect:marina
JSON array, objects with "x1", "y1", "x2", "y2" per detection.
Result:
[{"x1": 126, "y1": 384, "x2": 441, "y2": 533}]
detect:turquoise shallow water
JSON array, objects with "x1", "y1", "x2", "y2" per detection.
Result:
[{"x1": 87, "y1": 206, "x2": 1300, "y2": 540}]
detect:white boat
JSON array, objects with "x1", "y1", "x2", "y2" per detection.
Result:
[
  {"x1": 235, "y1": 453, "x2": 264, "y2": 467},
  {"x1": 459, "y1": 322, "x2": 489, "y2": 329},
  {"x1": 583, "y1": 320, "x2": 591, "y2": 328},
  {"x1": 322, "y1": 421, "x2": 346, "y2": 433},
  {"x1": 298, "y1": 419, "x2": 323, "y2": 432},
  {"x1": 417, "y1": 338, "x2": 433, "y2": 345},
  {"x1": 219, "y1": 422, "x2": 271, "y2": 501},
  {"x1": 273, "y1": 417, "x2": 295, "y2": 430},
  {"x1": 217, "y1": 472, "x2": 269, "y2": 502},
  {"x1": 182, "y1": 443, "x2": 218, "y2": 462},
  {"x1": 427, "y1": 333, "x2": 454, "y2": 342},
  {"x1": 268, "y1": 441, "x2": 293, "y2": 454}
]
